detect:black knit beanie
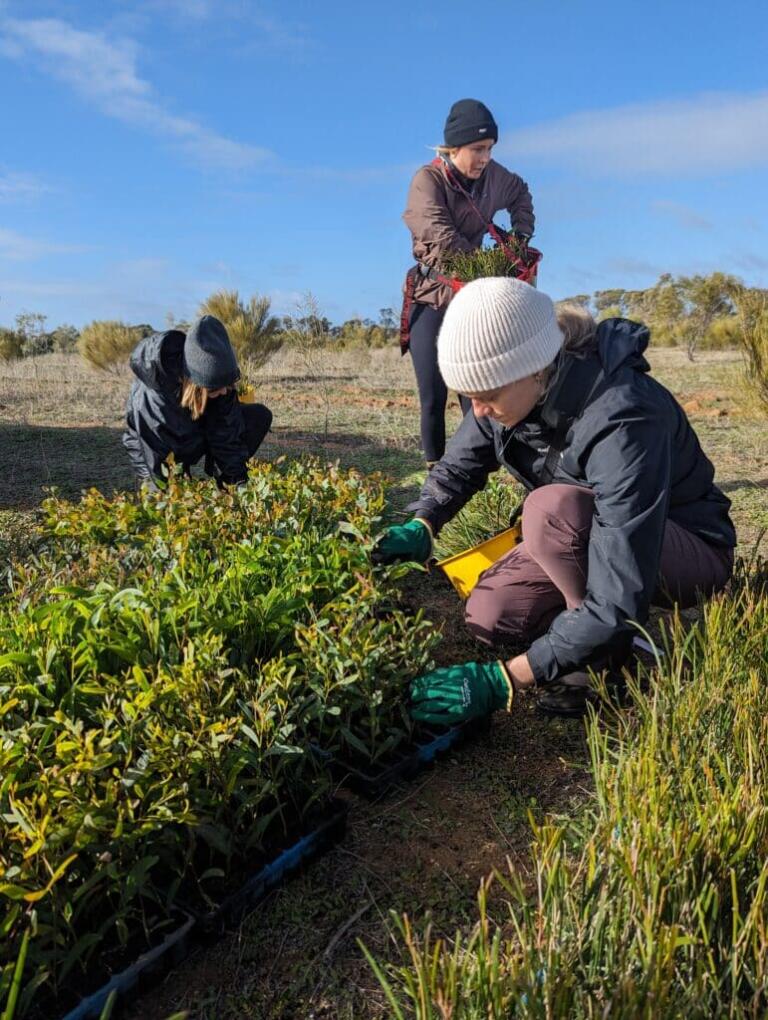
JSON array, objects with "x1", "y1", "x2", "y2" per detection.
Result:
[
  {"x1": 443, "y1": 99, "x2": 498, "y2": 148},
  {"x1": 182, "y1": 315, "x2": 240, "y2": 390}
]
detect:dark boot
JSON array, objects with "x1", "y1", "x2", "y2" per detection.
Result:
[
  {"x1": 535, "y1": 671, "x2": 594, "y2": 717},
  {"x1": 536, "y1": 670, "x2": 626, "y2": 718}
]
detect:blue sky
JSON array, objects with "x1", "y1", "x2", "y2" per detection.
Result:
[{"x1": 0, "y1": 0, "x2": 766, "y2": 330}]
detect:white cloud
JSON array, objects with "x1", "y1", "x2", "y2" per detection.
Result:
[
  {"x1": 501, "y1": 91, "x2": 768, "y2": 175},
  {"x1": 0, "y1": 16, "x2": 273, "y2": 171},
  {"x1": 0, "y1": 228, "x2": 89, "y2": 261},
  {"x1": 0, "y1": 168, "x2": 51, "y2": 203}
]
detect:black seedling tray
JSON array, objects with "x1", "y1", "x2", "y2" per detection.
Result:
[
  {"x1": 337, "y1": 716, "x2": 491, "y2": 799},
  {"x1": 58, "y1": 800, "x2": 348, "y2": 1019},
  {"x1": 59, "y1": 910, "x2": 195, "y2": 1020},
  {"x1": 189, "y1": 797, "x2": 349, "y2": 937}
]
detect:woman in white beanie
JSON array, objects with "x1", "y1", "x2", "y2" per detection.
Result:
[{"x1": 375, "y1": 278, "x2": 735, "y2": 718}]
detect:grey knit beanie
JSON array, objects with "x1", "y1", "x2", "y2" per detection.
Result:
[
  {"x1": 182, "y1": 315, "x2": 240, "y2": 390},
  {"x1": 438, "y1": 278, "x2": 564, "y2": 394}
]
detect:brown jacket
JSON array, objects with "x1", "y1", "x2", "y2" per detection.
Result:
[{"x1": 403, "y1": 158, "x2": 535, "y2": 309}]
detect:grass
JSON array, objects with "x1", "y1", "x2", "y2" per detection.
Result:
[
  {"x1": 369, "y1": 568, "x2": 768, "y2": 1018},
  {"x1": 1, "y1": 345, "x2": 766, "y2": 1018}
]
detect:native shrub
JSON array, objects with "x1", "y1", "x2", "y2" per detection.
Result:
[
  {"x1": 736, "y1": 290, "x2": 768, "y2": 415},
  {"x1": 0, "y1": 327, "x2": 22, "y2": 361},
  {"x1": 78, "y1": 320, "x2": 140, "y2": 373},
  {"x1": 199, "y1": 290, "x2": 283, "y2": 369},
  {"x1": 0, "y1": 459, "x2": 439, "y2": 1016}
]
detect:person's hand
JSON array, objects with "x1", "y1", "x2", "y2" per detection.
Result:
[
  {"x1": 409, "y1": 660, "x2": 514, "y2": 725},
  {"x1": 513, "y1": 231, "x2": 531, "y2": 256},
  {"x1": 371, "y1": 519, "x2": 433, "y2": 565}
]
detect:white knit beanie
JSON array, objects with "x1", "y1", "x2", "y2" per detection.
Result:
[{"x1": 438, "y1": 278, "x2": 564, "y2": 394}]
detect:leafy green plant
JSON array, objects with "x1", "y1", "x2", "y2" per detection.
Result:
[
  {"x1": 0, "y1": 459, "x2": 439, "y2": 1016},
  {"x1": 368, "y1": 568, "x2": 768, "y2": 1017}
]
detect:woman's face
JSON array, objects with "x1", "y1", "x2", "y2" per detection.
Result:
[
  {"x1": 466, "y1": 373, "x2": 543, "y2": 428},
  {"x1": 207, "y1": 386, "x2": 230, "y2": 399},
  {"x1": 450, "y1": 139, "x2": 495, "y2": 179}
]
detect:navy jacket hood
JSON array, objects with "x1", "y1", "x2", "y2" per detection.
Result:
[{"x1": 129, "y1": 330, "x2": 185, "y2": 394}]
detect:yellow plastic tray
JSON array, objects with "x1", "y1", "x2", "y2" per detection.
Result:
[{"x1": 437, "y1": 526, "x2": 522, "y2": 600}]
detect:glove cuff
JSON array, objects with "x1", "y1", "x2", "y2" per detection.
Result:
[
  {"x1": 412, "y1": 517, "x2": 434, "y2": 559},
  {"x1": 495, "y1": 660, "x2": 515, "y2": 713}
]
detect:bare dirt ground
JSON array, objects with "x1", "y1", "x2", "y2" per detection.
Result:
[{"x1": 1, "y1": 345, "x2": 766, "y2": 1019}]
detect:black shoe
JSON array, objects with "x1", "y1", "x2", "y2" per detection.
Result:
[{"x1": 536, "y1": 671, "x2": 594, "y2": 718}]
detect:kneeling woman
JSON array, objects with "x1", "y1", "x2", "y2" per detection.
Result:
[
  {"x1": 123, "y1": 314, "x2": 272, "y2": 489},
  {"x1": 375, "y1": 279, "x2": 735, "y2": 719}
]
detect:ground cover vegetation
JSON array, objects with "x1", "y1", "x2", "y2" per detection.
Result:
[
  {"x1": 369, "y1": 563, "x2": 768, "y2": 1018},
  {"x1": 1, "y1": 308, "x2": 767, "y2": 1017},
  {"x1": 0, "y1": 461, "x2": 439, "y2": 1017}
]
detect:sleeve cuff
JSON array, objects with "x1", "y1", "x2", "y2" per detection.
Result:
[{"x1": 525, "y1": 636, "x2": 559, "y2": 685}]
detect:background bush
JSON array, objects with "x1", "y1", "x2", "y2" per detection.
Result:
[
  {"x1": 0, "y1": 327, "x2": 22, "y2": 361},
  {"x1": 199, "y1": 289, "x2": 283, "y2": 369},
  {"x1": 78, "y1": 319, "x2": 145, "y2": 372}
]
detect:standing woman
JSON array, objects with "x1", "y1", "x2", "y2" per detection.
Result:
[
  {"x1": 122, "y1": 314, "x2": 272, "y2": 490},
  {"x1": 402, "y1": 98, "x2": 535, "y2": 467}
]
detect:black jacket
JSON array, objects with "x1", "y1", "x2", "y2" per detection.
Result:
[
  {"x1": 122, "y1": 330, "x2": 251, "y2": 485},
  {"x1": 408, "y1": 318, "x2": 736, "y2": 683}
]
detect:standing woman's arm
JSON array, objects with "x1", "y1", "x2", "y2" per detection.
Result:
[
  {"x1": 403, "y1": 167, "x2": 474, "y2": 268},
  {"x1": 500, "y1": 167, "x2": 535, "y2": 238}
]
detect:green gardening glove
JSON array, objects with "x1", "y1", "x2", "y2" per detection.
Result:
[
  {"x1": 371, "y1": 518, "x2": 433, "y2": 565},
  {"x1": 409, "y1": 660, "x2": 514, "y2": 725}
]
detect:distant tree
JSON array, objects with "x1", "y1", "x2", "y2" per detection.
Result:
[
  {"x1": 0, "y1": 327, "x2": 22, "y2": 361},
  {"x1": 78, "y1": 320, "x2": 139, "y2": 373},
  {"x1": 379, "y1": 307, "x2": 397, "y2": 332},
  {"x1": 15, "y1": 311, "x2": 51, "y2": 357},
  {"x1": 677, "y1": 272, "x2": 740, "y2": 361},
  {"x1": 50, "y1": 324, "x2": 80, "y2": 353},
  {"x1": 594, "y1": 289, "x2": 626, "y2": 319},
  {"x1": 559, "y1": 294, "x2": 592, "y2": 310},
  {"x1": 199, "y1": 289, "x2": 283, "y2": 369}
]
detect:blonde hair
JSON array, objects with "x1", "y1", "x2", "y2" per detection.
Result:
[
  {"x1": 556, "y1": 303, "x2": 598, "y2": 356},
  {"x1": 537, "y1": 304, "x2": 598, "y2": 404},
  {"x1": 180, "y1": 377, "x2": 209, "y2": 421}
]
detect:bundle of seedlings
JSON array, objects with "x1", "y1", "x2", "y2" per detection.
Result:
[
  {"x1": 366, "y1": 565, "x2": 768, "y2": 1018},
  {"x1": 0, "y1": 459, "x2": 439, "y2": 1018},
  {"x1": 433, "y1": 475, "x2": 525, "y2": 561},
  {"x1": 441, "y1": 233, "x2": 539, "y2": 285}
]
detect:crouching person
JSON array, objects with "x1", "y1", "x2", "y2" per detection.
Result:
[
  {"x1": 374, "y1": 278, "x2": 736, "y2": 718},
  {"x1": 122, "y1": 314, "x2": 272, "y2": 490}
]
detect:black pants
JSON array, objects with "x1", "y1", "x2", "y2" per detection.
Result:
[
  {"x1": 241, "y1": 402, "x2": 273, "y2": 457},
  {"x1": 409, "y1": 303, "x2": 471, "y2": 462},
  {"x1": 201, "y1": 402, "x2": 273, "y2": 480}
]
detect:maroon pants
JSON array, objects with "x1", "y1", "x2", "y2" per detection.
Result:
[{"x1": 465, "y1": 484, "x2": 733, "y2": 647}]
